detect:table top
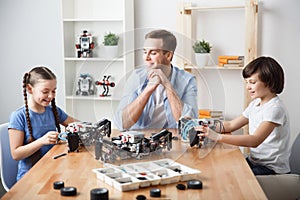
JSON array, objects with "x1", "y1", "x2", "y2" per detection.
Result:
[{"x1": 2, "y1": 129, "x2": 267, "y2": 200}]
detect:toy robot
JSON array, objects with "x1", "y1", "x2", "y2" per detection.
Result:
[
  {"x1": 178, "y1": 117, "x2": 222, "y2": 148},
  {"x1": 95, "y1": 75, "x2": 115, "y2": 97},
  {"x1": 75, "y1": 30, "x2": 95, "y2": 58},
  {"x1": 76, "y1": 73, "x2": 95, "y2": 96},
  {"x1": 66, "y1": 119, "x2": 111, "y2": 147},
  {"x1": 97, "y1": 129, "x2": 173, "y2": 163}
]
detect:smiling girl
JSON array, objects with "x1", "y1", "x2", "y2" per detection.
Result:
[
  {"x1": 8, "y1": 66, "x2": 76, "y2": 181},
  {"x1": 196, "y1": 56, "x2": 291, "y2": 175}
]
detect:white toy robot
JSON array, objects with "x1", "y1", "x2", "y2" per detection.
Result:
[
  {"x1": 76, "y1": 73, "x2": 95, "y2": 96},
  {"x1": 75, "y1": 30, "x2": 95, "y2": 58}
]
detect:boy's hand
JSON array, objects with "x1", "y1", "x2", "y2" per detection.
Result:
[{"x1": 195, "y1": 126, "x2": 222, "y2": 141}]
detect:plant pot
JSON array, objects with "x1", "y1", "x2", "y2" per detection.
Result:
[
  {"x1": 195, "y1": 53, "x2": 210, "y2": 67},
  {"x1": 104, "y1": 45, "x2": 118, "y2": 59}
]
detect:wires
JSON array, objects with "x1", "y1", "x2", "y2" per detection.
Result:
[
  {"x1": 179, "y1": 117, "x2": 225, "y2": 143},
  {"x1": 179, "y1": 118, "x2": 198, "y2": 141},
  {"x1": 211, "y1": 119, "x2": 226, "y2": 133}
]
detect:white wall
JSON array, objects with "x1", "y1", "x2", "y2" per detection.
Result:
[
  {"x1": 1, "y1": 0, "x2": 300, "y2": 145},
  {"x1": 0, "y1": 0, "x2": 64, "y2": 123}
]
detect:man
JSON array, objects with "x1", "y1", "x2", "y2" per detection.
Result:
[{"x1": 114, "y1": 29, "x2": 198, "y2": 130}]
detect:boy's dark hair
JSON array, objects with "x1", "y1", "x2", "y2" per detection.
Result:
[
  {"x1": 23, "y1": 66, "x2": 61, "y2": 143},
  {"x1": 242, "y1": 56, "x2": 284, "y2": 94},
  {"x1": 145, "y1": 29, "x2": 177, "y2": 53}
]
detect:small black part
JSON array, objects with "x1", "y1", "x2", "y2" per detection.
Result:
[
  {"x1": 90, "y1": 188, "x2": 109, "y2": 200},
  {"x1": 67, "y1": 132, "x2": 80, "y2": 152},
  {"x1": 176, "y1": 183, "x2": 186, "y2": 190},
  {"x1": 136, "y1": 194, "x2": 147, "y2": 200},
  {"x1": 172, "y1": 136, "x2": 179, "y2": 140},
  {"x1": 187, "y1": 179, "x2": 203, "y2": 189},
  {"x1": 60, "y1": 186, "x2": 77, "y2": 196},
  {"x1": 53, "y1": 181, "x2": 64, "y2": 189},
  {"x1": 174, "y1": 168, "x2": 182, "y2": 173},
  {"x1": 137, "y1": 177, "x2": 147, "y2": 180},
  {"x1": 150, "y1": 188, "x2": 161, "y2": 197},
  {"x1": 189, "y1": 130, "x2": 199, "y2": 147}
]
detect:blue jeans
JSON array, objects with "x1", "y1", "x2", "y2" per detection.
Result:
[{"x1": 246, "y1": 157, "x2": 276, "y2": 175}]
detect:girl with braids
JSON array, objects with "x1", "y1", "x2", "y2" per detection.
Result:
[{"x1": 8, "y1": 66, "x2": 76, "y2": 181}]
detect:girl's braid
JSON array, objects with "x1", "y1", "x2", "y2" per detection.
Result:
[
  {"x1": 23, "y1": 72, "x2": 34, "y2": 143},
  {"x1": 51, "y1": 98, "x2": 61, "y2": 133}
]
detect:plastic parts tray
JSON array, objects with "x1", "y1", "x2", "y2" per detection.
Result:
[{"x1": 93, "y1": 158, "x2": 201, "y2": 191}]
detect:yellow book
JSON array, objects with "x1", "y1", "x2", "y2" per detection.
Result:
[
  {"x1": 199, "y1": 109, "x2": 211, "y2": 116},
  {"x1": 199, "y1": 109, "x2": 223, "y2": 118},
  {"x1": 218, "y1": 55, "x2": 244, "y2": 60},
  {"x1": 199, "y1": 114, "x2": 211, "y2": 119}
]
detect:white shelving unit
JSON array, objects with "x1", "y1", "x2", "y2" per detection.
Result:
[{"x1": 61, "y1": 0, "x2": 134, "y2": 124}]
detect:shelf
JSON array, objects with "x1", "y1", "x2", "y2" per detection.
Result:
[
  {"x1": 178, "y1": 0, "x2": 258, "y2": 138},
  {"x1": 184, "y1": 5, "x2": 245, "y2": 12},
  {"x1": 66, "y1": 95, "x2": 120, "y2": 101},
  {"x1": 62, "y1": 0, "x2": 134, "y2": 124},
  {"x1": 63, "y1": 19, "x2": 123, "y2": 22},
  {"x1": 184, "y1": 65, "x2": 243, "y2": 70},
  {"x1": 64, "y1": 57, "x2": 124, "y2": 61}
]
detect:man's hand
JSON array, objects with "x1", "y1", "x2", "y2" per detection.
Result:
[
  {"x1": 148, "y1": 72, "x2": 161, "y2": 85},
  {"x1": 147, "y1": 64, "x2": 171, "y2": 88}
]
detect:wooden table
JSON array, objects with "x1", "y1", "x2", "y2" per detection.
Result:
[{"x1": 2, "y1": 129, "x2": 267, "y2": 200}]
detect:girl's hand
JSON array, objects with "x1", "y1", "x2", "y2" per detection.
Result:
[
  {"x1": 195, "y1": 126, "x2": 222, "y2": 141},
  {"x1": 39, "y1": 131, "x2": 59, "y2": 145}
]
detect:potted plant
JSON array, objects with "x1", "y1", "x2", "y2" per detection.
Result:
[
  {"x1": 193, "y1": 39, "x2": 212, "y2": 67},
  {"x1": 103, "y1": 32, "x2": 120, "y2": 58}
]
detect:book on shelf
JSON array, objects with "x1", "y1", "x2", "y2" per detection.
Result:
[
  {"x1": 218, "y1": 55, "x2": 244, "y2": 67},
  {"x1": 199, "y1": 109, "x2": 223, "y2": 118},
  {"x1": 218, "y1": 55, "x2": 244, "y2": 60},
  {"x1": 199, "y1": 114, "x2": 224, "y2": 119},
  {"x1": 199, "y1": 114, "x2": 211, "y2": 119},
  {"x1": 227, "y1": 59, "x2": 244, "y2": 64},
  {"x1": 218, "y1": 58, "x2": 244, "y2": 64}
]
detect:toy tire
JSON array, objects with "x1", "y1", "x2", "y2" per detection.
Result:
[
  {"x1": 90, "y1": 188, "x2": 109, "y2": 200},
  {"x1": 150, "y1": 188, "x2": 161, "y2": 197},
  {"x1": 53, "y1": 181, "x2": 64, "y2": 189},
  {"x1": 60, "y1": 187, "x2": 77, "y2": 196},
  {"x1": 187, "y1": 180, "x2": 203, "y2": 189}
]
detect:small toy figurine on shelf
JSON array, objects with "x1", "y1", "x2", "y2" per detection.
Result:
[
  {"x1": 95, "y1": 75, "x2": 115, "y2": 97},
  {"x1": 76, "y1": 73, "x2": 95, "y2": 96},
  {"x1": 75, "y1": 30, "x2": 95, "y2": 58}
]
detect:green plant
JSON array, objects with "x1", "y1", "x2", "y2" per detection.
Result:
[
  {"x1": 103, "y1": 32, "x2": 119, "y2": 46},
  {"x1": 193, "y1": 39, "x2": 212, "y2": 53}
]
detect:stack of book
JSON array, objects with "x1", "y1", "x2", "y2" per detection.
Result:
[
  {"x1": 218, "y1": 55, "x2": 244, "y2": 67},
  {"x1": 199, "y1": 109, "x2": 223, "y2": 119}
]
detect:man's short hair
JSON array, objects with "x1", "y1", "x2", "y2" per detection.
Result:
[{"x1": 145, "y1": 29, "x2": 177, "y2": 52}]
